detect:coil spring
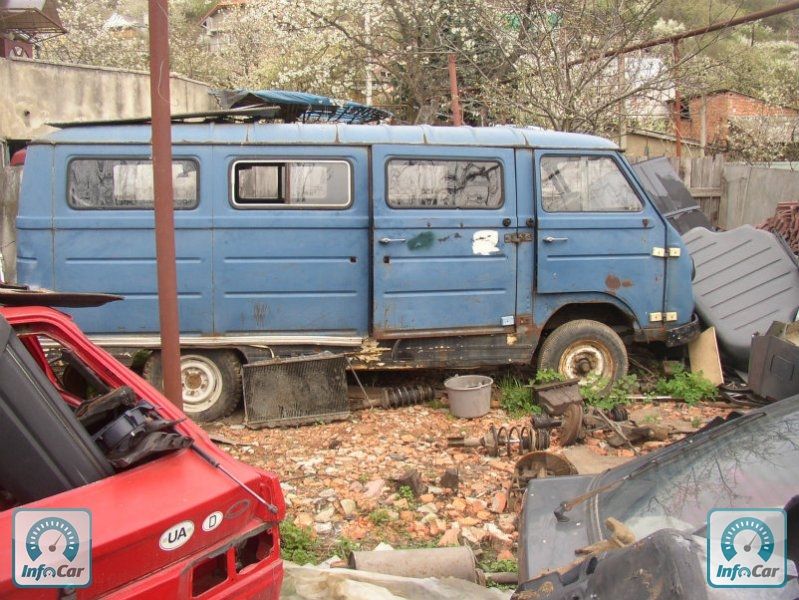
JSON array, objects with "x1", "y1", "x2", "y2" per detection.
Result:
[
  {"x1": 382, "y1": 384, "x2": 435, "y2": 408},
  {"x1": 485, "y1": 424, "x2": 551, "y2": 457}
]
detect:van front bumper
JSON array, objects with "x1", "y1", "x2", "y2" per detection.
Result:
[{"x1": 634, "y1": 314, "x2": 701, "y2": 347}]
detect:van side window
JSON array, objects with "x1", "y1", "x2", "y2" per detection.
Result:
[
  {"x1": 540, "y1": 156, "x2": 642, "y2": 212},
  {"x1": 387, "y1": 159, "x2": 503, "y2": 209},
  {"x1": 232, "y1": 160, "x2": 351, "y2": 208},
  {"x1": 68, "y1": 159, "x2": 198, "y2": 210}
]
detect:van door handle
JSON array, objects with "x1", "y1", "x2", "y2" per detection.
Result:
[
  {"x1": 543, "y1": 236, "x2": 569, "y2": 243},
  {"x1": 379, "y1": 237, "x2": 407, "y2": 244}
]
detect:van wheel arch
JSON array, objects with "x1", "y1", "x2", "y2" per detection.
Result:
[{"x1": 142, "y1": 349, "x2": 243, "y2": 422}]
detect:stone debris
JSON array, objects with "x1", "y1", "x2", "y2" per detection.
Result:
[{"x1": 203, "y1": 397, "x2": 734, "y2": 559}]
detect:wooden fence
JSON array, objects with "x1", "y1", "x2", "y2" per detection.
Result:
[
  {"x1": 0, "y1": 166, "x2": 21, "y2": 283},
  {"x1": 667, "y1": 156, "x2": 799, "y2": 230}
]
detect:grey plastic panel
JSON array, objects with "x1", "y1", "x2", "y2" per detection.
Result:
[{"x1": 684, "y1": 225, "x2": 799, "y2": 369}]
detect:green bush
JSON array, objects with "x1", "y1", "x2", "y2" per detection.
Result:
[{"x1": 654, "y1": 365, "x2": 717, "y2": 405}]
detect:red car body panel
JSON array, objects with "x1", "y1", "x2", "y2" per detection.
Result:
[{"x1": 0, "y1": 306, "x2": 285, "y2": 598}]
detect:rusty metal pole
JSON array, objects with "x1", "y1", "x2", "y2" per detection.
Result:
[
  {"x1": 672, "y1": 41, "x2": 682, "y2": 160},
  {"x1": 148, "y1": 0, "x2": 183, "y2": 409},
  {"x1": 448, "y1": 53, "x2": 463, "y2": 126}
]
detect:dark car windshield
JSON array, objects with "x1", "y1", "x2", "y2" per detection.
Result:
[{"x1": 597, "y1": 400, "x2": 799, "y2": 540}]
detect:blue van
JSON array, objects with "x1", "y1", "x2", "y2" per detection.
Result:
[{"x1": 16, "y1": 123, "x2": 699, "y2": 420}]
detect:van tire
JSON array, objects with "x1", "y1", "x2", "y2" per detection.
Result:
[
  {"x1": 142, "y1": 350, "x2": 242, "y2": 422},
  {"x1": 537, "y1": 320, "x2": 627, "y2": 390}
]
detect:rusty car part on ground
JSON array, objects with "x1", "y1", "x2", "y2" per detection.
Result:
[
  {"x1": 243, "y1": 352, "x2": 350, "y2": 428},
  {"x1": 532, "y1": 379, "x2": 585, "y2": 446},
  {"x1": 507, "y1": 452, "x2": 578, "y2": 512},
  {"x1": 448, "y1": 423, "x2": 551, "y2": 457},
  {"x1": 758, "y1": 201, "x2": 799, "y2": 254}
]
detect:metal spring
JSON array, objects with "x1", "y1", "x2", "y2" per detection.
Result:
[
  {"x1": 486, "y1": 424, "x2": 550, "y2": 457},
  {"x1": 382, "y1": 384, "x2": 435, "y2": 408}
]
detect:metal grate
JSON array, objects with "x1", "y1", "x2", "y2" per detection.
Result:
[{"x1": 242, "y1": 353, "x2": 350, "y2": 428}]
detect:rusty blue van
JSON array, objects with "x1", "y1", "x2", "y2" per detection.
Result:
[{"x1": 16, "y1": 122, "x2": 699, "y2": 420}]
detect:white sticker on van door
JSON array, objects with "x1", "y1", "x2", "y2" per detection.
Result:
[{"x1": 472, "y1": 230, "x2": 500, "y2": 255}]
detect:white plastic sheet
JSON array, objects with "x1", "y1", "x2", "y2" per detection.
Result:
[{"x1": 281, "y1": 562, "x2": 512, "y2": 600}]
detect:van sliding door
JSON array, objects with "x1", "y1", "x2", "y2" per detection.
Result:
[{"x1": 372, "y1": 145, "x2": 518, "y2": 337}]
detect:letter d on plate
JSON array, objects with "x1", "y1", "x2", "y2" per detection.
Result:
[{"x1": 159, "y1": 520, "x2": 195, "y2": 551}]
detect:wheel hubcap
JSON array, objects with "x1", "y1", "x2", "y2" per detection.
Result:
[
  {"x1": 180, "y1": 356, "x2": 223, "y2": 413},
  {"x1": 559, "y1": 341, "x2": 612, "y2": 384}
]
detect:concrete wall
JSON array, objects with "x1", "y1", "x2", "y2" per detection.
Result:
[
  {"x1": 0, "y1": 57, "x2": 216, "y2": 142},
  {"x1": 0, "y1": 166, "x2": 21, "y2": 283}
]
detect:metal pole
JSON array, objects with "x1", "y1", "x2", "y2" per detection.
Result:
[
  {"x1": 148, "y1": 0, "x2": 183, "y2": 409},
  {"x1": 672, "y1": 41, "x2": 682, "y2": 160},
  {"x1": 448, "y1": 53, "x2": 463, "y2": 126},
  {"x1": 570, "y1": 0, "x2": 799, "y2": 65}
]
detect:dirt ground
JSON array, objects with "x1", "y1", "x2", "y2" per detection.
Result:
[{"x1": 201, "y1": 374, "x2": 738, "y2": 564}]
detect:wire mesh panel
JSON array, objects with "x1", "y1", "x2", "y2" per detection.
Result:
[{"x1": 242, "y1": 353, "x2": 350, "y2": 428}]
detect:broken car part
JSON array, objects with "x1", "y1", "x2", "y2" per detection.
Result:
[
  {"x1": 353, "y1": 384, "x2": 436, "y2": 410},
  {"x1": 448, "y1": 423, "x2": 551, "y2": 457},
  {"x1": 748, "y1": 321, "x2": 799, "y2": 402},
  {"x1": 243, "y1": 352, "x2": 350, "y2": 428},
  {"x1": 533, "y1": 379, "x2": 584, "y2": 446},
  {"x1": 507, "y1": 452, "x2": 578, "y2": 511},
  {"x1": 0, "y1": 315, "x2": 113, "y2": 504},
  {"x1": 513, "y1": 529, "x2": 707, "y2": 600},
  {"x1": 684, "y1": 225, "x2": 799, "y2": 370}
]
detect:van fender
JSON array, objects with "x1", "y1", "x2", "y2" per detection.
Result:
[{"x1": 532, "y1": 292, "x2": 641, "y2": 337}]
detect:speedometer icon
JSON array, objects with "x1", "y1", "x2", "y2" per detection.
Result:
[
  {"x1": 720, "y1": 517, "x2": 774, "y2": 562},
  {"x1": 25, "y1": 517, "x2": 80, "y2": 562}
]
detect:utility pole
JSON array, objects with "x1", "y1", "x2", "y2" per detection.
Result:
[
  {"x1": 672, "y1": 41, "x2": 682, "y2": 160},
  {"x1": 147, "y1": 0, "x2": 182, "y2": 409},
  {"x1": 448, "y1": 53, "x2": 463, "y2": 126}
]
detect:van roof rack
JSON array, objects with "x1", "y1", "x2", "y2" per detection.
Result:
[
  {"x1": 50, "y1": 91, "x2": 394, "y2": 128},
  {"x1": 49, "y1": 106, "x2": 281, "y2": 128}
]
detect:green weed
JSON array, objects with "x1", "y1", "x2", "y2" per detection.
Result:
[
  {"x1": 580, "y1": 374, "x2": 638, "y2": 411},
  {"x1": 368, "y1": 509, "x2": 391, "y2": 525},
  {"x1": 280, "y1": 521, "x2": 320, "y2": 565},
  {"x1": 498, "y1": 375, "x2": 541, "y2": 417},
  {"x1": 533, "y1": 368, "x2": 565, "y2": 384},
  {"x1": 653, "y1": 365, "x2": 717, "y2": 405}
]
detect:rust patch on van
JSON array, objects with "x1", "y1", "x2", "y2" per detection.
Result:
[
  {"x1": 253, "y1": 303, "x2": 267, "y2": 327},
  {"x1": 605, "y1": 275, "x2": 633, "y2": 291}
]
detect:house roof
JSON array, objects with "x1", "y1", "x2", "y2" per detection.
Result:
[
  {"x1": 0, "y1": 0, "x2": 65, "y2": 36},
  {"x1": 199, "y1": 0, "x2": 246, "y2": 25}
]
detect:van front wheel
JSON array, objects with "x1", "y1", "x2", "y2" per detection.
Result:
[
  {"x1": 143, "y1": 350, "x2": 242, "y2": 422},
  {"x1": 537, "y1": 320, "x2": 627, "y2": 390}
]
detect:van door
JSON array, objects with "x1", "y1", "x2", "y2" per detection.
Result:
[
  {"x1": 534, "y1": 151, "x2": 666, "y2": 324},
  {"x1": 212, "y1": 146, "x2": 369, "y2": 338},
  {"x1": 372, "y1": 145, "x2": 517, "y2": 336}
]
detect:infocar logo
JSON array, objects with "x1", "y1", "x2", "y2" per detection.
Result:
[
  {"x1": 707, "y1": 508, "x2": 787, "y2": 588},
  {"x1": 12, "y1": 509, "x2": 92, "y2": 588}
]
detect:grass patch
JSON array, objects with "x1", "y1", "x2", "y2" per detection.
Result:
[
  {"x1": 397, "y1": 485, "x2": 417, "y2": 506},
  {"x1": 653, "y1": 365, "x2": 717, "y2": 405},
  {"x1": 498, "y1": 375, "x2": 541, "y2": 417},
  {"x1": 580, "y1": 374, "x2": 638, "y2": 411},
  {"x1": 368, "y1": 509, "x2": 391, "y2": 525},
  {"x1": 280, "y1": 522, "x2": 320, "y2": 565},
  {"x1": 533, "y1": 368, "x2": 565, "y2": 384}
]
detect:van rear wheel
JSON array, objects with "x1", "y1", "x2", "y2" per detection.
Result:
[
  {"x1": 143, "y1": 350, "x2": 242, "y2": 422},
  {"x1": 537, "y1": 319, "x2": 627, "y2": 391}
]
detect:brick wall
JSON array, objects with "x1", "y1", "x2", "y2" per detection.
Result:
[{"x1": 677, "y1": 92, "x2": 798, "y2": 147}]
